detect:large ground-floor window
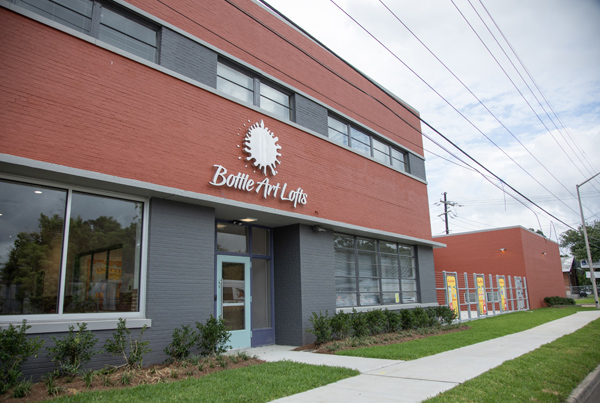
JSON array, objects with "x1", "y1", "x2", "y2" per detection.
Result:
[
  {"x1": 0, "y1": 178, "x2": 144, "y2": 316},
  {"x1": 335, "y1": 233, "x2": 418, "y2": 307}
]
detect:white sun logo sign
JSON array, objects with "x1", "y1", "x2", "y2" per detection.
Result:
[{"x1": 243, "y1": 120, "x2": 282, "y2": 176}]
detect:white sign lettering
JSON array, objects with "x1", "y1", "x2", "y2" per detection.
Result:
[{"x1": 210, "y1": 165, "x2": 307, "y2": 207}]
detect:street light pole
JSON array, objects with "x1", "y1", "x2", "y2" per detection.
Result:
[{"x1": 576, "y1": 172, "x2": 600, "y2": 309}]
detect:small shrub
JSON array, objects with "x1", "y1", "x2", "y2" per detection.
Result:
[
  {"x1": 306, "y1": 311, "x2": 333, "y2": 344},
  {"x1": 330, "y1": 311, "x2": 352, "y2": 340},
  {"x1": 434, "y1": 306, "x2": 457, "y2": 325},
  {"x1": 12, "y1": 379, "x2": 32, "y2": 399},
  {"x1": 0, "y1": 320, "x2": 44, "y2": 394},
  {"x1": 544, "y1": 296, "x2": 575, "y2": 307},
  {"x1": 411, "y1": 307, "x2": 432, "y2": 329},
  {"x1": 47, "y1": 322, "x2": 99, "y2": 376},
  {"x1": 195, "y1": 315, "x2": 231, "y2": 357},
  {"x1": 102, "y1": 375, "x2": 112, "y2": 387},
  {"x1": 237, "y1": 351, "x2": 250, "y2": 361},
  {"x1": 400, "y1": 309, "x2": 415, "y2": 330},
  {"x1": 425, "y1": 307, "x2": 441, "y2": 328},
  {"x1": 216, "y1": 355, "x2": 227, "y2": 368},
  {"x1": 365, "y1": 309, "x2": 387, "y2": 335},
  {"x1": 120, "y1": 371, "x2": 132, "y2": 385},
  {"x1": 384, "y1": 309, "x2": 402, "y2": 333},
  {"x1": 104, "y1": 318, "x2": 151, "y2": 369},
  {"x1": 351, "y1": 310, "x2": 369, "y2": 338},
  {"x1": 44, "y1": 373, "x2": 61, "y2": 396},
  {"x1": 82, "y1": 369, "x2": 95, "y2": 388},
  {"x1": 164, "y1": 324, "x2": 197, "y2": 361}
]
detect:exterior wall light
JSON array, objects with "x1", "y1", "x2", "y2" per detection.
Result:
[
  {"x1": 499, "y1": 248, "x2": 506, "y2": 252},
  {"x1": 312, "y1": 225, "x2": 326, "y2": 232}
]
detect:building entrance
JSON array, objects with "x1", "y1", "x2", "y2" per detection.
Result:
[
  {"x1": 216, "y1": 255, "x2": 251, "y2": 349},
  {"x1": 215, "y1": 222, "x2": 274, "y2": 348}
]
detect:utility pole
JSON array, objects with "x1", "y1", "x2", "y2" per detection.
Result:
[
  {"x1": 576, "y1": 172, "x2": 600, "y2": 309},
  {"x1": 437, "y1": 192, "x2": 461, "y2": 235},
  {"x1": 443, "y1": 192, "x2": 449, "y2": 234}
]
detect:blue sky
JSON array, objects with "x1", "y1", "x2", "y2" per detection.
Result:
[{"x1": 264, "y1": 0, "x2": 600, "y2": 248}]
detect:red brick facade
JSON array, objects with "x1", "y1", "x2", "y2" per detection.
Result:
[
  {"x1": 0, "y1": 2, "x2": 431, "y2": 240},
  {"x1": 433, "y1": 227, "x2": 565, "y2": 309}
]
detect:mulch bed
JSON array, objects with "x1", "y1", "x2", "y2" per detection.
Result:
[
  {"x1": 1, "y1": 356, "x2": 264, "y2": 402},
  {"x1": 294, "y1": 324, "x2": 469, "y2": 354}
]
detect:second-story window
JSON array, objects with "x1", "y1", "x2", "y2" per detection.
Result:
[
  {"x1": 327, "y1": 116, "x2": 349, "y2": 146},
  {"x1": 98, "y1": 4, "x2": 158, "y2": 62},
  {"x1": 13, "y1": 0, "x2": 159, "y2": 62},
  {"x1": 217, "y1": 61, "x2": 291, "y2": 120},
  {"x1": 327, "y1": 115, "x2": 409, "y2": 173}
]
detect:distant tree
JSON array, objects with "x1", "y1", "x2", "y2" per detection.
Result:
[
  {"x1": 560, "y1": 221, "x2": 600, "y2": 262},
  {"x1": 528, "y1": 228, "x2": 546, "y2": 237}
]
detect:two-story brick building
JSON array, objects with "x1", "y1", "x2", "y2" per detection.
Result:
[{"x1": 0, "y1": 0, "x2": 442, "y2": 375}]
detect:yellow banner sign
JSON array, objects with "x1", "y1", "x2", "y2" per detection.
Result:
[
  {"x1": 446, "y1": 275, "x2": 459, "y2": 318},
  {"x1": 499, "y1": 278, "x2": 507, "y2": 311},
  {"x1": 477, "y1": 276, "x2": 487, "y2": 315}
]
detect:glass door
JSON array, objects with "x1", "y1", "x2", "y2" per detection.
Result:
[{"x1": 216, "y1": 255, "x2": 251, "y2": 349}]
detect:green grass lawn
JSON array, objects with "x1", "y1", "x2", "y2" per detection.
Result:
[
  {"x1": 337, "y1": 307, "x2": 593, "y2": 360},
  {"x1": 48, "y1": 361, "x2": 358, "y2": 403},
  {"x1": 424, "y1": 315, "x2": 600, "y2": 402},
  {"x1": 577, "y1": 296, "x2": 597, "y2": 304}
]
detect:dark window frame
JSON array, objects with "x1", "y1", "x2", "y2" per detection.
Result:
[
  {"x1": 327, "y1": 115, "x2": 410, "y2": 173},
  {"x1": 334, "y1": 233, "x2": 418, "y2": 308},
  {"x1": 216, "y1": 59, "x2": 292, "y2": 121},
  {"x1": 11, "y1": 0, "x2": 160, "y2": 63}
]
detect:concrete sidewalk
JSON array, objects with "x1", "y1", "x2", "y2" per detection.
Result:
[{"x1": 243, "y1": 311, "x2": 600, "y2": 402}]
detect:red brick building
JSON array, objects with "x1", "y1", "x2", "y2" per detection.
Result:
[
  {"x1": 433, "y1": 226, "x2": 564, "y2": 310},
  {"x1": 0, "y1": 0, "x2": 442, "y2": 375}
]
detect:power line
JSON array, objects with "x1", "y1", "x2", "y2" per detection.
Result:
[
  {"x1": 452, "y1": 0, "x2": 600, "y2": 192},
  {"x1": 159, "y1": 0, "x2": 579, "y2": 232},
  {"x1": 332, "y1": 0, "x2": 584, "y2": 218},
  {"x1": 325, "y1": 0, "x2": 581, "y2": 229},
  {"x1": 476, "y1": 0, "x2": 600, "y2": 182},
  {"x1": 378, "y1": 0, "x2": 587, "y2": 216}
]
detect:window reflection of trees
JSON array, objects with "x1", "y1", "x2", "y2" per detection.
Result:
[
  {"x1": 1, "y1": 213, "x2": 64, "y2": 314},
  {"x1": 0, "y1": 188, "x2": 143, "y2": 316},
  {"x1": 64, "y1": 213, "x2": 141, "y2": 313}
]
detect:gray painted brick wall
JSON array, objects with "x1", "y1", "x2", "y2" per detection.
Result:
[
  {"x1": 273, "y1": 225, "x2": 303, "y2": 345},
  {"x1": 293, "y1": 94, "x2": 328, "y2": 136},
  {"x1": 160, "y1": 28, "x2": 218, "y2": 88},
  {"x1": 298, "y1": 225, "x2": 336, "y2": 345},
  {"x1": 273, "y1": 224, "x2": 335, "y2": 346},
  {"x1": 144, "y1": 198, "x2": 215, "y2": 364},
  {"x1": 417, "y1": 245, "x2": 436, "y2": 304}
]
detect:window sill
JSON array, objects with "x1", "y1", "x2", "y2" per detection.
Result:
[
  {"x1": 1, "y1": 318, "x2": 152, "y2": 334},
  {"x1": 336, "y1": 302, "x2": 438, "y2": 314}
]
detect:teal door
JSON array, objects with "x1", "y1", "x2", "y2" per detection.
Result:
[{"x1": 216, "y1": 255, "x2": 251, "y2": 349}]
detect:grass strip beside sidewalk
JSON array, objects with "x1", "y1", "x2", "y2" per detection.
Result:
[
  {"x1": 424, "y1": 316, "x2": 600, "y2": 402},
  {"x1": 337, "y1": 307, "x2": 591, "y2": 360},
  {"x1": 48, "y1": 361, "x2": 358, "y2": 403}
]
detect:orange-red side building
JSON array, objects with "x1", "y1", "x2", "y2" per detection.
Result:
[{"x1": 433, "y1": 226, "x2": 564, "y2": 310}]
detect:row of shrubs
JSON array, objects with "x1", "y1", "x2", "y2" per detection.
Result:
[
  {"x1": 544, "y1": 296, "x2": 575, "y2": 307},
  {"x1": 0, "y1": 315, "x2": 231, "y2": 396},
  {"x1": 307, "y1": 306, "x2": 456, "y2": 344}
]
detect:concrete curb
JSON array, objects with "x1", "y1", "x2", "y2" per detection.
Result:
[{"x1": 566, "y1": 363, "x2": 600, "y2": 403}]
